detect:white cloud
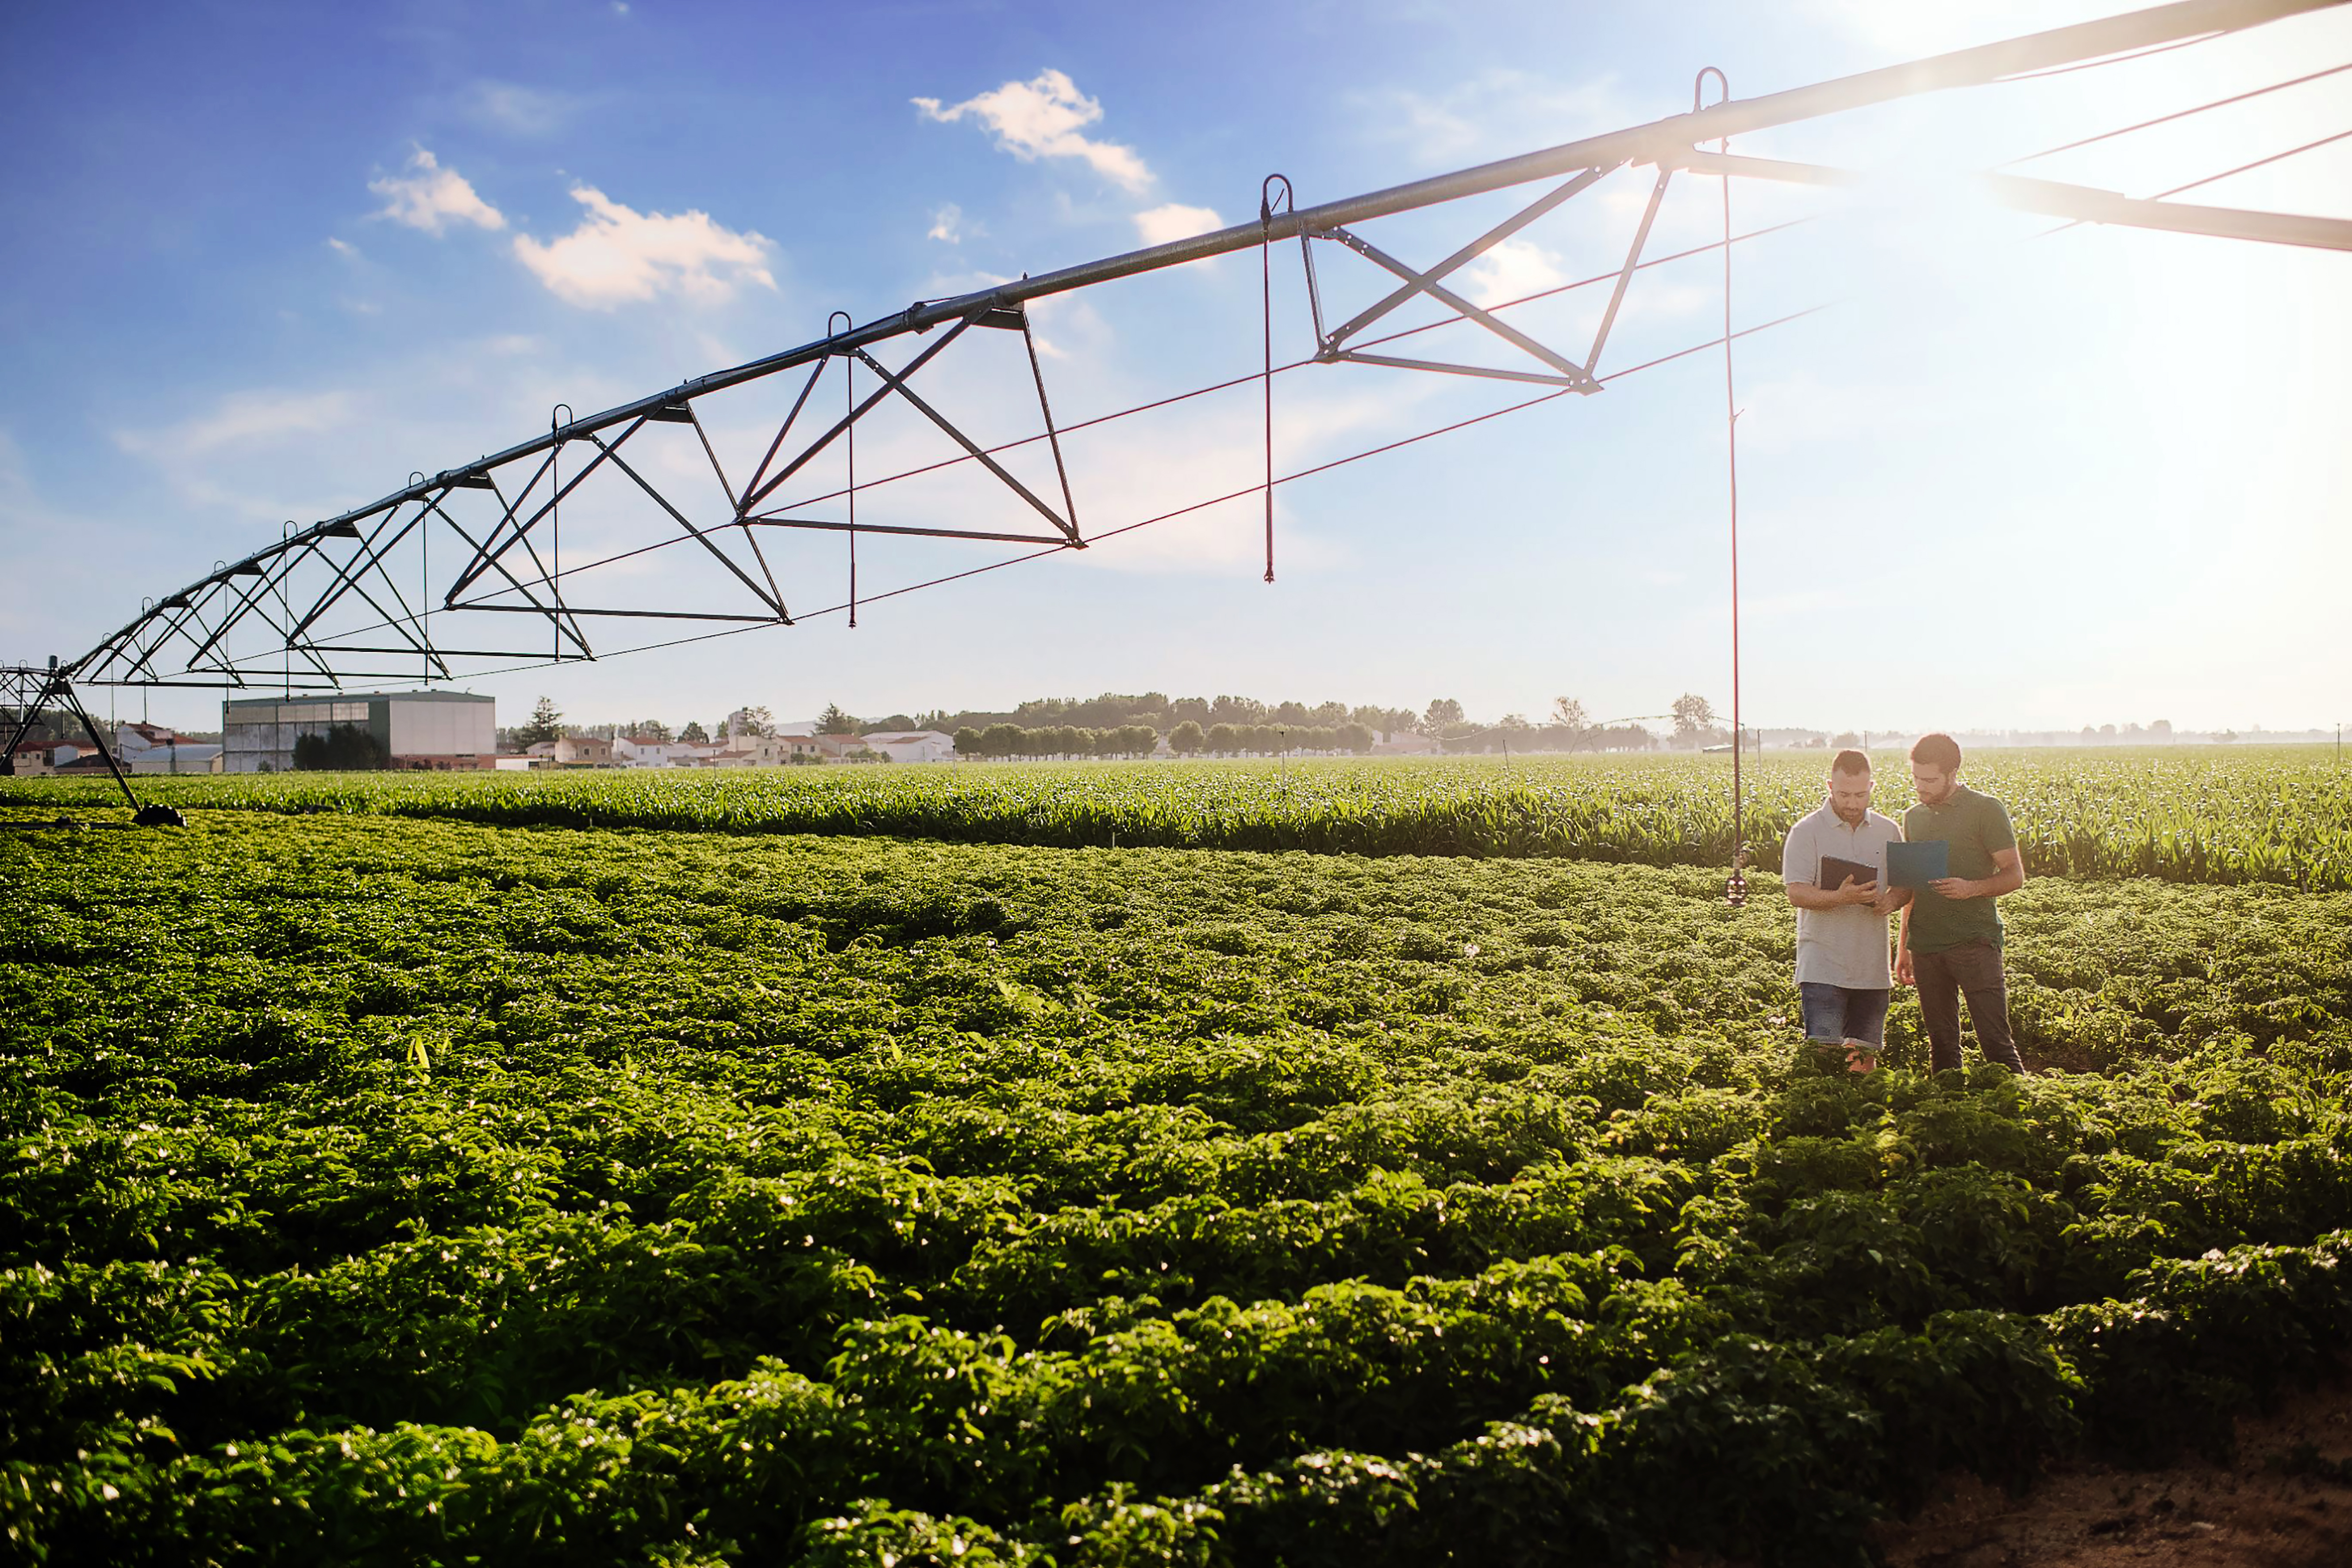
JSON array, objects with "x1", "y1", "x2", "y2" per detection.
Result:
[
  {"x1": 915, "y1": 266, "x2": 1017, "y2": 305},
  {"x1": 512, "y1": 185, "x2": 777, "y2": 309},
  {"x1": 928, "y1": 202, "x2": 963, "y2": 243},
  {"x1": 325, "y1": 236, "x2": 359, "y2": 258},
  {"x1": 465, "y1": 81, "x2": 576, "y2": 138},
  {"x1": 115, "y1": 389, "x2": 358, "y2": 458},
  {"x1": 369, "y1": 148, "x2": 506, "y2": 235},
  {"x1": 1024, "y1": 294, "x2": 1111, "y2": 362},
  {"x1": 1355, "y1": 70, "x2": 1634, "y2": 167},
  {"x1": 1460, "y1": 239, "x2": 1569, "y2": 307},
  {"x1": 913, "y1": 69, "x2": 1154, "y2": 194},
  {"x1": 1794, "y1": 0, "x2": 2113, "y2": 56},
  {"x1": 1132, "y1": 202, "x2": 1224, "y2": 247}
]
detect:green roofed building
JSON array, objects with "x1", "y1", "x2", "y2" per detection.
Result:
[{"x1": 221, "y1": 690, "x2": 493, "y2": 773}]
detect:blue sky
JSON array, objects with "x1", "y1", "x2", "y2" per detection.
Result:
[{"x1": 3, "y1": 0, "x2": 2347, "y2": 736}]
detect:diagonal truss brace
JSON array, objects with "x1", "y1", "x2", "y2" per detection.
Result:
[
  {"x1": 1299, "y1": 159, "x2": 1675, "y2": 391},
  {"x1": 739, "y1": 301, "x2": 1085, "y2": 549},
  {"x1": 1, "y1": 664, "x2": 142, "y2": 810}
]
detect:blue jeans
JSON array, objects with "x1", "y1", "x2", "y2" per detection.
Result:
[{"x1": 1799, "y1": 982, "x2": 1890, "y2": 1047}]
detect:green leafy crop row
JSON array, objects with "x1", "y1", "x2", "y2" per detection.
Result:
[{"x1": 2, "y1": 809, "x2": 2348, "y2": 1563}]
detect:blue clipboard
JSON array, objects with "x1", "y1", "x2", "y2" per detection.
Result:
[{"x1": 1886, "y1": 840, "x2": 1949, "y2": 889}]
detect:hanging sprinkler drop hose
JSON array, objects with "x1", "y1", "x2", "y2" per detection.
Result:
[{"x1": 1695, "y1": 65, "x2": 1747, "y2": 909}]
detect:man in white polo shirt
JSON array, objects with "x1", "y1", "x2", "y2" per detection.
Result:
[{"x1": 1782, "y1": 749, "x2": 1905, "y2": 1071}]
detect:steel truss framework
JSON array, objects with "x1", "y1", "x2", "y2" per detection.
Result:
[
  {"x1": 7, "y1": 0, "x2": 2349, "y2": 798},
  {"x1": 2, "y1": 662, "x2": 142, "y2": 811}
]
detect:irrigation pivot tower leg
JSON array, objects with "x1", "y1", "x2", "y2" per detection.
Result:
[{"x1": 1, "y1": 660, "x2": 183, "y2": 825}]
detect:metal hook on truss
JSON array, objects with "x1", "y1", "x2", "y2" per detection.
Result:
[
  {"x1": 828, "y1": 311, "x2": 858, "y2": 628},
  {"x1": 1260, "y1": 174, "x2": 1294, "y2": 585}
]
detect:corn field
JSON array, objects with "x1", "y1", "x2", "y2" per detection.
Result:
[{"x1": 8, "y1": 747, "x2": 2348, "y2": 889}]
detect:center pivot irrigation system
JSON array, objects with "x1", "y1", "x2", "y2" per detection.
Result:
[{"x1": 7, "y1": 0, "x2": 2348, "y2": 877}]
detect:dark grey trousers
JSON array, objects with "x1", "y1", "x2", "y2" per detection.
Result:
[{"x1": 1914, "y1": 939, "x2": 2023, "y2": 1073}]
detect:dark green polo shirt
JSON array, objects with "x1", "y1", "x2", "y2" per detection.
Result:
[{"x1": 1902, "y1": 784, "x2": 2018, "y2": 953}]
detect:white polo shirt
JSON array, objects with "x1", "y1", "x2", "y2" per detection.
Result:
[{"x1": 1782, "y1": 800, "x2": 1902, "y2": 989}]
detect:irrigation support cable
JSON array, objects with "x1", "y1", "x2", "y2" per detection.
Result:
[
  {"x1": 1697, "y1": 66, "x2": 1749, "y2": 911},
  {"x1": 2000, "y1": 60, "x2": 2352, "y2": 166}
]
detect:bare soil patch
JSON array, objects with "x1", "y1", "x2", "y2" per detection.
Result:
[{"x1": 1869, "y1": 1377, "x2": 2352, "y2": 1566}]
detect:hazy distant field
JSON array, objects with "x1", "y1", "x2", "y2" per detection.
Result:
[{"x1": 8, "y1": 747, "x2": 2348, "y2": 888}]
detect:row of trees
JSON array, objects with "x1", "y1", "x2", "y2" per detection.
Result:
[
  {"x1": 495, "y1": 693, "x2": 2248, "y2": 762},
  {"x1": 1408, "y1": 695, "x2": 1704, "y2": 753},
  {"x1": 500, "y1": 692, "x2": 1730, "y2": 755},
  {"x1": 291, "y1": 724, "x2": 387, "y2": 770},
  {"x1": 1190, "y1": 721, "x2": 1378, "y2": 756},
  {"x1": 951, "y1": 724, "x2": 1166, "y2": 759},
  {"x1": 930, "y1": 693, "x2": 1420, "y2": 742},
  {"x1": 503, "y1": 696, "x2": 732, "y2": 751},
  {"x1": 1435, "y1": 721, "x2": 1659, "y2": 755},
  {"x1": 951, "y1": 720, "x2": 1382, "y2": 759}
]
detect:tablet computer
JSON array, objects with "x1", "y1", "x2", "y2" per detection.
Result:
[
  {"x1": 1886, "y1": 840, "x2": 1949, "y2": 889},
  {"x1": 1818, "y1": 854, "x2": 1877, "y2": 890}
]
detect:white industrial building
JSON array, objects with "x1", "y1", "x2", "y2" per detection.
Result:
[
  {"x1": 115, "y1": 721, "x2": 223, "y2": 774},
  {"x1": 220, "y1": 690, "x2": 494, "y2": 773},
  {"x1": 862, "y1": 730, "x2": 956, "y2": 764}
]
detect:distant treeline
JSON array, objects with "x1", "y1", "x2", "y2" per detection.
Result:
[
  {"x1": 1432, "y1": 723, "x2": 1659, "y2": 754},
  {"x1": 953, "y1": 720, "x2": 1381, "y2": 758},
  {"x1": 885, "y1": 693, "x2": 1420, "y2": 741}
]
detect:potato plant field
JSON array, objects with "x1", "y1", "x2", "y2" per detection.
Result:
[{"x1": 3, "y1": 751, "x2": 2350, "y2": 1565}]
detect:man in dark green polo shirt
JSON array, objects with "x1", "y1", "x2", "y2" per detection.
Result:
[{"x1": 1894, "y1": 732, "x2": 2028, "y2": 1073}]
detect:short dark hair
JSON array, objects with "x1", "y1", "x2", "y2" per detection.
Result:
[
  {"x1": 1831, "y1": 748, "x2": 1871, "y2": 777},
  {"x1": 1910, "y1": 732, "x2": 1962, "y2": 772}
]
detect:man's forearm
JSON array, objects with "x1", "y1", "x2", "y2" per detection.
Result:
[{"x1": 1957, "y1": 864, "x2": 2026, "y2": 900}]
